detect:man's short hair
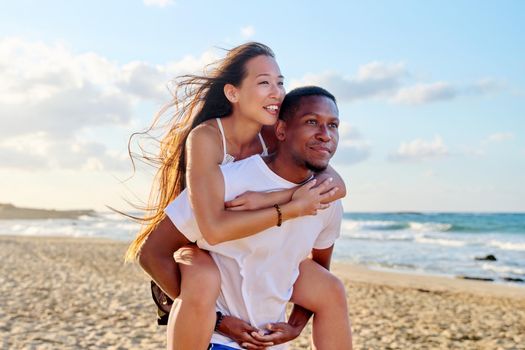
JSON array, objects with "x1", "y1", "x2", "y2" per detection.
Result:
[{"x1": 279, "y1": 86, "x2": 337, "y2": 121}]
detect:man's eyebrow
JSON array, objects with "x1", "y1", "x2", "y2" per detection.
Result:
[
  {"x1": 299, "y1": 112, "x2": 327, "y2": 118},
  {"x1": 256, "y1": 73, "x2": 284, "y2": 78},
  {"x1": 300, "y1": 113, "x2": 340, "y2": 120},
  {"x1": 300, "y1": 112, "x2": 320, "y2": 117}
]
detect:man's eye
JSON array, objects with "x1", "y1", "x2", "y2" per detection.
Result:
[
  {"x1": 306, "y1": 120, "x2": 317, "y2": 125},
  {"x1": 329, "y1": 123, "x2": 339, "y2": 128},
  {"x1": 258, "y1": 81, "x2": 269, "y2": 85},
  {"x1": 278, "y1": 81, "x2": 284, "y2": 86}
]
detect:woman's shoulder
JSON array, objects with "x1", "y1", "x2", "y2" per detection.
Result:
[
  {"x1": 186, "y1": 120, "x2": 224, "y2": 162},
  {"x1": 189, "y1": 120, "x2": 220, "y2": 141}
]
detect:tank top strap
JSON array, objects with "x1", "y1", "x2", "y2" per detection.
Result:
[
  {"x1": 216, "y1": 118, "x2": 235, "y2": 164},
  {"x1": 258, "y1": 133, "x2": 269, "y2": 156},
  {"x1": 216, "y1": 118, "x2": 228, "y2": 158}
]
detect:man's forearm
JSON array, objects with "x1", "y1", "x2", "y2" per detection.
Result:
[{"x1": 287, "y1": 304, "x2": 313, "y2": 332}]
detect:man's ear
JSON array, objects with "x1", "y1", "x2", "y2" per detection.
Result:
[
  {"x1": 224, "y1": 84, "x2": 239, "y2": 103},
  {"x1": 275, "y1": 120, "x2": 286, "y2": 141}
]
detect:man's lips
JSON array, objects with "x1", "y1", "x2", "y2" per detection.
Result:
[{"x1": 309, "y1": 145, "x2": 332, "y2": 155}]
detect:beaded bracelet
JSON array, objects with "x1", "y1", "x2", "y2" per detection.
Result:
[{"x1": 274, "y1": 204, "x2": 282, "y2": 227}]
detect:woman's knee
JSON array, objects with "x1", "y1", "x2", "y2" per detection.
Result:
[
  {"x1": 177, "y1": 246, "x2": 221, "y2": 306},
  {"x1": 309, "y1": 274, "x2": 347, "y2": 314},
  {"x1": 293, "y1": 264, "x2": 347, "y2": 312},
  {"x1": 323, "y1": 273, "x2": 347, "y2": 305}
]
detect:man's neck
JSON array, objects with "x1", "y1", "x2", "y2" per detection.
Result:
[{"x1": 265, "y1": 153, "x2": 313, "y2": 184}]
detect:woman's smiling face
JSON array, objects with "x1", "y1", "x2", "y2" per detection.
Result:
[{"x1": 233, "y1": 55, "x2": 285, "y2": 126}]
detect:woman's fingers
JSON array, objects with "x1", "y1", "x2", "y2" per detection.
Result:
[
  {"x1": 302, "y1": 178, "x2": 317, "y2": 190},
  {"x1": 319, "y1": 187, "x2": 339, "y2": 201},
  {"x1": 225, "y1": 197, "x2": 244, "y2": 208},
  {"x1": 319, "y1": 203, "x2": 330, "y2": 210},
  {"x1": 314, "y1": 177, "x2": 334, "y2": 192},
  {"x1": 226, "y1": 205, "x2": 247, "y2": 211}
]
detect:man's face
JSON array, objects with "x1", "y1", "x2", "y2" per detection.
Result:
[{"x1": 278, "y1": 95, "x2": 339, "y2": 172}]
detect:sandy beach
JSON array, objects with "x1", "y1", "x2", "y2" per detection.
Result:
[{"x1": 1, "y1": 235, "x2": 524, "y2": 350}]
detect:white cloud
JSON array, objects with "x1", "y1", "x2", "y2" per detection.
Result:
[
  {"x1": 0, "y1": 37, "x2": 218, "y2": 172},
  {"x1": 0, "y1": 38, "x2": 214, "y2": 136},
  {"x1": 291, "y1": 62, "x2": 407, "y2": 102},
  {"x1": 389, "y1": 136, "x2": 448, "y2": 162},
  {"x1": 355, "y1": 62, "x2": 406, "y2": 81},
  {"x1": 392, "y1": 82, "x2": 456, "y2": 105},
  {"x1": 332, "y1": 123, "x2": 371, "y2": 165},
  {"x1": 241, "y1": 26, "x2": 255, "y2": 39},
  {"x1": 292, "y1": 62, "x2": 501, "y2": 105},
  {"x1": 143, "y1": 0, "x2": 174, "y2": 7},
  {"x1": 485, "y1": 132, "x2": 514, "y2": 143},
  {"x1": 0, "y1": 132, "x2": 130, "y2": 171}
]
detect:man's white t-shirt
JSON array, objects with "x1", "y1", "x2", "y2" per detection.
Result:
[{"x1": 164, "y1": 154, "x2": 342, "y2": 349}]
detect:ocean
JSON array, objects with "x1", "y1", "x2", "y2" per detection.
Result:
[{"x1": 1, "y1": 212, "x2": 524, "y2": 285}]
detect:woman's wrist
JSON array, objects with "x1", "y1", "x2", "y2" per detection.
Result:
[{"x1": 280, "y1": 201, "x2": 301, "y2": 221}]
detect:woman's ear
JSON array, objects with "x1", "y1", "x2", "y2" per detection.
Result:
[
  {"x1": 275, "y1": 120, "x2": 286, "y2": 141},
  {"x1": 224, "y1": 84, "x2": 239, "y2": 103}
]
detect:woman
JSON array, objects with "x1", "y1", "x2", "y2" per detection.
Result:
[{"x1": 127, "y1": 42, "x2": 350, "y2": 349}]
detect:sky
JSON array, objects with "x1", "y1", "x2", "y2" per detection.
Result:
[{"x1": 0, "y1": 0, "x2": 523, "y2": 212}]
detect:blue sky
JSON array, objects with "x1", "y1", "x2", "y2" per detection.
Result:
[{"x1": 0, "y1": 0, "x2": 523, "y2": 212}]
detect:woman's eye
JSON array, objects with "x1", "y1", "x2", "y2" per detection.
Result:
[
  {"x1": 278, "y1": 81, "x2": 284, "y2": 86},
  {"x1": 258, "y1": 81, "x2": 269, "y2": 85},
  {"x1": 329, "y1": 123, "x2": 339, "y2": 128},
  {"x1": 306, "y1": 120, "x2": 317, "y2": 125}
]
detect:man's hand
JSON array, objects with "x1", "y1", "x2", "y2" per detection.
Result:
[
  {"x1": 217, "y1": 315, "x2": 274, "y2": 349},
  {"x1": 250, "y1": 322, "x2": 302, "y2": 346}
]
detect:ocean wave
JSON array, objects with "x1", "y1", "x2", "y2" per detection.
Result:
[
  {"x1": 342, "y1": 220, "x2": 408, "y2": 231},
  {"x1": 414, "y1": 236, "x2": 466, "y2": 247},
  {"x1": 342, "y1": 213, "x2": 525, "y2": 234},
  {"x1": 408, "y1": 222, "x2": 452, "y2": 232},
  {"x1": 480, "y1": 263, "x2": 525, "y2": 276},
  {"x1": 343, "y1": 219, "x2": 455, "y2": 233},
  {"x1": 0, "y1": 215, "x2": 139, "y2": 240},
  {"x1": 340, "y1": 230, "x2": 413, "y2": 241},
  {"x1": 488, "y1": 240, "x2": 525, "y2": 251},
  {"x1": 9, "y1": 224, "x2": 92, "y2": 237}
]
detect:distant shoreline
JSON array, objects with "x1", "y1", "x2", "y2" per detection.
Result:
[{"x1": 0, "y1": 203, "x2": 96, "y2": 220}]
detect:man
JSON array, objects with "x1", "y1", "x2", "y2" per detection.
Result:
[{"x1": 164, "y1": 86, "x2": 352, "y2": 349}]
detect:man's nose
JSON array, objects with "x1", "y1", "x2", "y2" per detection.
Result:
[{"x1": 316, "y1": 125, "x2": 331, "y2": 141}]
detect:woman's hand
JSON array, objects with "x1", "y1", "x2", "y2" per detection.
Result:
[
  {"x1": 289, "y1": 178, "x2": 339, "y2": 217},
  {"x1": 250, "y1": 322, "x2": 302, "y2": 346},
  {"x1": 225, "y1": 191, "x2": 266, "y2": 211},
  {"x1": 217, "y1": 315, "x2": 274, "y2": 349}
]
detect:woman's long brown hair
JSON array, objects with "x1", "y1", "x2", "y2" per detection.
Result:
[{"x1": 124, "y1": 42, "x2": 275, "y2": 262}]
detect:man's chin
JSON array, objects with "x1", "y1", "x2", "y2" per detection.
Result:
[{"x1": 305, "y1": 161, "x2": 329, "y2": 173}]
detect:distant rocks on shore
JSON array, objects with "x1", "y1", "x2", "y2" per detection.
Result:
[
  {"x1": 456, "y1": 275, "x2": 525, "y2": 284},
  {"x1": 0, "y1": 203, "x2": 96, "y2": 220},
  {"x1": 502, "y1": 277, "x2": 524, "y2": 283},
  {"x1": 457, "y1": 275, "x2": 494, "y2": 282},
  {"x1": 475, "y1": 254, "x2": 497, "y2": 261}
]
